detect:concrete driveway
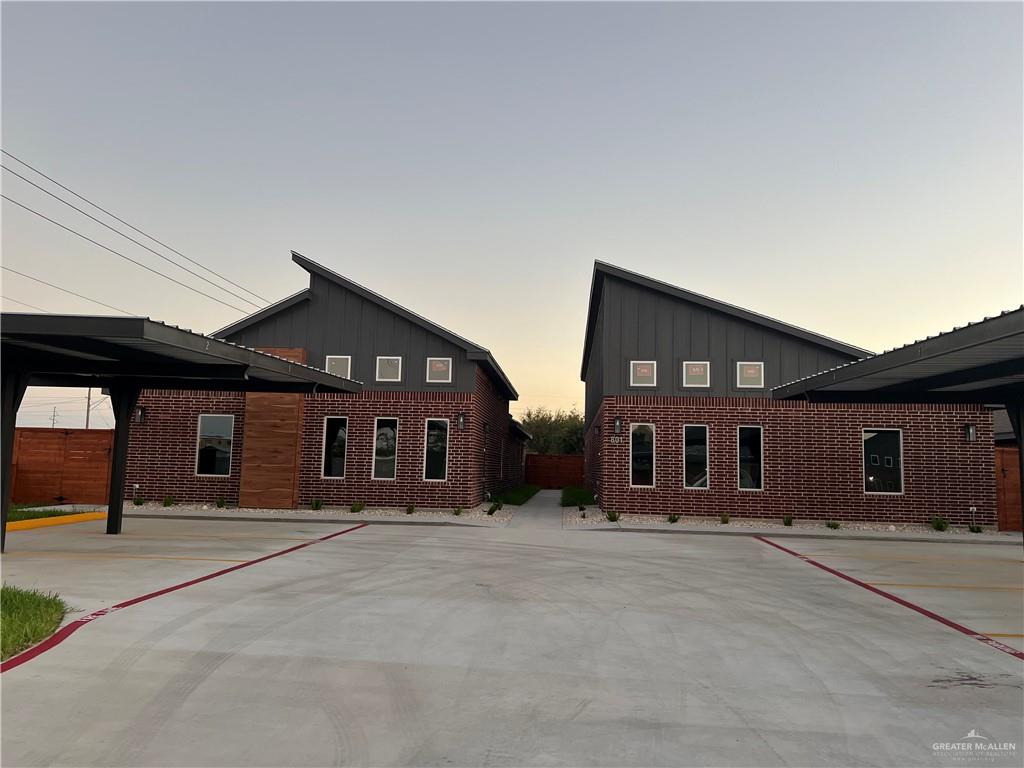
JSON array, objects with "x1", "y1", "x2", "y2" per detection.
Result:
[{"x1": 1, "y1": 516, "x2": 1021, "y2": 767}]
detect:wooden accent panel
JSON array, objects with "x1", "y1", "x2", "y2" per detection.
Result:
[
  {"x1": 238, "y1": 393, "x2": 304, "y2": 509},
  {"x1": 10, "y1": 428, "x2": 112, "y2": 505},
  {"x1": 996, "y1": 447, "x2": 1022, "y2": 532},
  {"x1": 525, "y1": 454, "x2": 585, "y2": 489}
]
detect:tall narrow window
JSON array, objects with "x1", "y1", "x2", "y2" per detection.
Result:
[
  {"x1": 424, "y1": 419, "x2": 449, "y2": 481},
  {"x1": 864, "y1": 429, "x2": 902, "y2": 493},
  {"x1": 684, "y1": 425, "x2": 709, "y2": 488},
  {"x1": 373, "y1": 418, "x2": 399, "y2": 479},
  {"x1": 322, "y1": 417, "x2": 348, "y2": 478},
  {"x1": 630, "y1": 423, "x2": 655, "y2": 487},
  {"x1": 196, "y1": 414, "x2": 234, "y2": 476},
  {"x1": 325, "y1": 355, "x2": 351, "y2": 379},
  {"x1": 738, "y1": 426, "x2": 762, "y2": 490}
]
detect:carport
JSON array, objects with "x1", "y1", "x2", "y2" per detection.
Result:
[
  {"x1": 1, "y1": 313, "x2": 360, "y2": 550},
  {"x1": 773, "y1": 306, "x2": 1024, "y2": 532}
]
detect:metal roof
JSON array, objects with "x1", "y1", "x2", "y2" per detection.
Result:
[
  {"x1": 772, "y1": 307, "x2": 1024, "y2": 404},
  {"x1": 1, "y1": 313, "x2": 363, "y2": 393}
]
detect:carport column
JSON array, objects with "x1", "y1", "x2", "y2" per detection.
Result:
[
  {"x1": 106, "y1": 382, "x2": 141, "y2": 535},
  {"x1": 1, "y1": 369, "x2": 30, "y2": 552}
]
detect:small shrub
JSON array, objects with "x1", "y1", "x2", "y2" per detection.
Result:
[
  {"x1": 350, "y1": 501, "x2": 365, "y2": 514},
  {"x1": 497, "y1": 501, "x2": 504, "y2": 510},
  {"x1": 581, "y1": 511, "x2": 586, "y2": 519},
  {"x1": 486, "y1": 502, "x2": 499, "y2": 516},
  {"x1": 719, "y1": 513, "x2": 730, "y2": 525},
  {"x1": 132, "y1": 496, "x2": 144, "y2": 506},
  {"x1": 578, "y1": 504, "x2": 586, "y2": 512},
  {"x1": 162, "y1": 496, "x2": 175, "y2": 507},
  {"x1": 783, "y1": 514, "x2": 793, "y2": 526},
  {"x1": 311, "y1": 499, "x2": 323, "y2": 511},
  {"x1": 968, "y1": 524, "x2": 983, "y2": 534},
  {"x1": 606, "y1": 510, "x2": 620, "y2": 522},
  {"x1": 406, "y1": 505, "x2": 415, "y2": 515},
  {"x1": 215, "y1": 497, "x2": 225, "y2": 509},
  {"x1": 667, "y1": 514, "x2": 680, "y2": 524},
  {"x1": 930, "y1": 516, "x2": 949, "y2": 532},
  {"x1": 826, "y1": 520, "x2": 840, "y2": 530},
  {"x1": 453, "y1": 507, "x2": 463, "y2": 516}
]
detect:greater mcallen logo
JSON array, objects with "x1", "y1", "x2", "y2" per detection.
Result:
[{"x1": 933, "y1": 729, "x2": 1018, "y2": 762}]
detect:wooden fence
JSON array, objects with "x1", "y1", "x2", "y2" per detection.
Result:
[
  {"x1": 10, "y1": 428, "x2": 113, "y2": 505},
  {"x1": 525, "y1": 454, "x2": 585, "y2": 489}
]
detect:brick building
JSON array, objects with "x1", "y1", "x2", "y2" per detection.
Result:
[
  {"x1": 581, "y1": 262, "x2": 997, "y2": 525},
  {"x1": 126, "y1": 252, "x2": 527, "y2": 509}
]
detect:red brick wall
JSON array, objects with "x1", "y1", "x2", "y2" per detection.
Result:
[
  {"x1": 587, "y1": 396, "x2": 997, "y2": 525},
  {"x1": 473, "y1": 367, "x2": 525, "y2": 497}
]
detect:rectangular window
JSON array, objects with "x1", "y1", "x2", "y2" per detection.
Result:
[
  {"x1": 630, "y1": 360, "x2": 657, "y2": 387},
  {"x1": 864, "y1": 429, "x2": 902, "y2": 494},
  {"x1": 376, "y1": 356, "x2": 402, "y2": 382},
  {"x1": 325, "y1": 355, "x2": 351, "y2": 379},
  {"x1": 423, "y1": 419, "x2": 449, "y2": 481},
  {"x1": 372, "y1": 418, "x2": 399, "y2": 479},
  {"x1": 322, "y1": 417, "x2": 348, "y2": 478},
  {"x1": 684, "y1": 425, "x2": 709, "y2": 488},
  {"x1": 630, "y1": 423, "x2": 655, "y2": 487},
  {"x1": 196, "y1": 414, "x2": 234, "y2": 476},
  {"x1": 426, "y1": 357, "x2": 452, "y2": 384},
  {"x1": 683, "y1": 361, "x2": 710, "y2": 388},
  {"x1": 738, "y1": 426, "x2": 763, "y2": 490},
  {"x1": 736, "y1": 361, "x2": 764, "y2": 389}
]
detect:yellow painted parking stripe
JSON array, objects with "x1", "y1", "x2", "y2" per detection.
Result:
[
  {"x1": 7, "y1": 512, "x2": 106, "y2": 530},
  {"x1": 5, "y1": 551, "x2": 248, "y2": 564},
  {"x1": 868, "y1": 581, "x2": 1024, "y2": 592}
]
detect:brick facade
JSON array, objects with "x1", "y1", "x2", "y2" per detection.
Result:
[{"x1": 586, "y1": 396, "x2": 996, "y2": 525}]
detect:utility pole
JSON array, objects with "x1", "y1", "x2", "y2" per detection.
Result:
[
  {"x1": 85, "y1": 387, "x2": 91, "y2": 429},
  {"x1": 50, "y1": 407, "x2": 58, "y2": 428}
]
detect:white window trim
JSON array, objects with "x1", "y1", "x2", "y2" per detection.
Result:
[
  {"x1": 422, "y1": 418, "x2": 450, "y2": 482},
  {"x1": 375, "y1": 356, "x2": 403, "y2": 383},
  {"x1": 425, "y1": 357, "x2": 453, "y2": 384},
  {"x1": 682, "y1": 361, "x2": 711, "y2": 388},
  {"x1": 737, "y1": 424, "x2": 764, "y2": 491},
  {"x1": 195, "y1": 414, "x2": 234, "y2": 477},
  {"x1": 325, "y1": 355, "x2": 352, "y2": 379},
  {"x1": 863, "y1": 427, "x2": 905, "y2": 496},
  {"x1": 683, "y1": 423, "x2": 710, "y2": 490},
  {"x1": 629, "y1": 422, "x2": 656, "y2": 488},
  {"x1": 372, "y1": 416, "x2": 399, "y2": 480},
  {"x1": 321, "y1": 415, "x2": 348, "y2": 480},
  {"x1": 736, "y1": 361, "x2": 765, "y2": 389},
  {"x1": 629, "y1": 360, "x2": 657, "y2": 387}
]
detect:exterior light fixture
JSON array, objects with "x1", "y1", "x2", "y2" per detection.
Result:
[
  {"x1": 457, "y1": 413, "x2": 465, "y2": 430},
  {"x1": 614, "y1": 417, "x2": 622, "y2": 434},
  {"x1": 133, "y1": 406, "x2": 146, "y2": 423},
  {"x1": 964, "y1": 424, "x2": 977, "y2": 442}
]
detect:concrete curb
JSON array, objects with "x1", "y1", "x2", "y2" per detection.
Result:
[
  {"x1": 7, "y1": 512, "x2": 107, "y2": 531},
  {"x1": 124, "y1": 512, "x2": 491, "y2": 528},
  {"x1": 603, "y1": 525, "x2": 1022, "y2": 546}
]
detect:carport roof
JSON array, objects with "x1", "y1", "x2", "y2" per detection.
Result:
[{"x1": 1, "y1": 313, "x2": 363, "y2": 392}]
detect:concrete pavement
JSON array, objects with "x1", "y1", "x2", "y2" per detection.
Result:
[{"x1": 505, "y1": 488, "x2": 564, "y2": 529}]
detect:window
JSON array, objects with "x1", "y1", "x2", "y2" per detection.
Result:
[
  {"x1": 372, "y1": 418, "x2": 399, "y2": 479},
  {"x1": 322, "y1": 417, "x2": 348, "y2": 478},
  {"x1": 325, "y1": 355, "x2": 351, "y2": 379},
  {"x1": 683, "y1": 361, "x2": 710, "y2": 388},
  {"x1": 196, "y1": 414, "x2": 233, "y2": 476},
  {"x1": 864, "y1": 429, "x2": 902, "y2": 494},
  {"x1": 737, "y1": 426, "x2": 763, "y2": 490},
  {"x1": 376, "y1": 356, "x2": 402, "y2": 382},
  {"x1": 423, "y1": 419, "x2": 449, "y2": 481},
  {"x1": 684, "y1": 425, "x2": 709, "y2": 488},
  {"x1": 630, "y1": 361, "x2": 657, "y2": 387},
  {"x1": 630, "y1": 423, "x2": 655, "y2": 487},
  {"x1": 426, "y1": 357, "x2": 452, "y2": 384},
  {"x1": 736, "y1": 362, "x2": 764, "y2": 389}
]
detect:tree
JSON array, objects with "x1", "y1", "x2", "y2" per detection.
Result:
[{"x1": 519, "y1": 407, "x2": 584, "y2": 455}]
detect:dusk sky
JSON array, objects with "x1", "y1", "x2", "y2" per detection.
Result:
[{"x1": 3, "y1": 1, "x2": 1021, "y2": 427}]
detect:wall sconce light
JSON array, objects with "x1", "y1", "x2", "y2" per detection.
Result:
[
  {"x1": 133, "y1": 406, "x2": 146, "y2": 423},
  {"x1": 964, "y1": 424, "x2": 977, "y2": 442},
  {"x1": 613, "y1": 417, "x2": 622, "y2": 434},
  {"x1": 457, "y1": 413, "x2": 465, "y2": 431}
]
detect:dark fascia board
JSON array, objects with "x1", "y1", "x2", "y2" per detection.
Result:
[
  {"x1": 772, "y1": 306, "x2": 1024, "y2": 401},
  {"x1": 292, "y1": 251, "x2": 519, "y2": 400},
  {"x1": 579, "y1": 261, "x2": 872, "y2": 380},
  {"x1": 212, "y1": 289, "x2": 311, "y2": 338},
  {"x1": 510, "y1": 418, "x2": 532, "y2": 441}
]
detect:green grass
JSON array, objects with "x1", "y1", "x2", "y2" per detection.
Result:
[
  {"x1": 560, "y1": 486, "x2": 596, "y2": 507},
  {"x1": 497, "y1": 484, "x2": 541, "y2": 506},
  {"x1": 1, "y1": 584, "x2": 67, "y2": 660},
  {"x1": 7, "y1": 505, "x2": 82, "y2": 523}
]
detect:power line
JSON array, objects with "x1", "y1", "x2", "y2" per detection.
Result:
[
  {"x1": 0, "y1": 295, "x2": 47, "y2": 312},
  {"x1": 2, "y1": 163, "x2": 263, "y2": 309},
  {"x1": 1, "y1": 149, "x2": 271, "y2": 304},
  {"x1": 1, "y1": 195, "x2": 249, "y2": 314},
  {"x1": 2, "y1": 265, "x2": 133, "y2": 315}
]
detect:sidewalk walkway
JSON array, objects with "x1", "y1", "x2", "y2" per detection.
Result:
[{"x1": 507, "y1": 489, "x2": 563, "y2": 529}]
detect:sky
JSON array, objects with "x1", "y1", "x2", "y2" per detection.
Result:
[{"x1": 2, "y1": 1, "x2": 1022, "y2": 427}]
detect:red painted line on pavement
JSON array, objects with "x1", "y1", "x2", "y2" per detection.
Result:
[
  {"x1": 1, "y1": 523, "x2": 368, "y2": 673},
  {"x1": 755, "y1": 536, "x2": 1024, "y2": 662}
]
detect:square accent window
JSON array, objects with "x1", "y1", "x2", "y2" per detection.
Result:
[
  {"x1": 629, "y1": 361, "x2": 657, "y2": 387},
  {"x1": 426, "y1": 357, "x2": 452, "y2": 384},
  {"x1": 684, "y1": 425, "x2": 709, "y2": 488},
  {"x1": 322, "y1": 416, "x2": 348, "y2": 478},
  {"x1": 738, "y1": 426, "x2": 763, "y2": 490},
  {"x1": 683, "y1": 361, "x2": 710, "y2": 388},
  {"x1": 630, "y1": 423, "x2": 655, "y2": 487},
  {"x1": 424, "y1": 419, "x2": 449, "y2": 481},
  {"x1": 373, "y1": 418, "x2": 399, "y2": 479},
  {"x1": 736, "y1": 362, "x2": 764, "y2": 389},
  {"x1": 376, "y1": 356, "x2": 402, "y2": 382},
  {"x1": 864, "y1": 429, "x2": 902, "y2": 494},
  {"x1": 196, "y1": 414, "x2": 234, "y2": 476},
  {"x1": 325, "y1": 355, "x2": 351, "y2": 379}
]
